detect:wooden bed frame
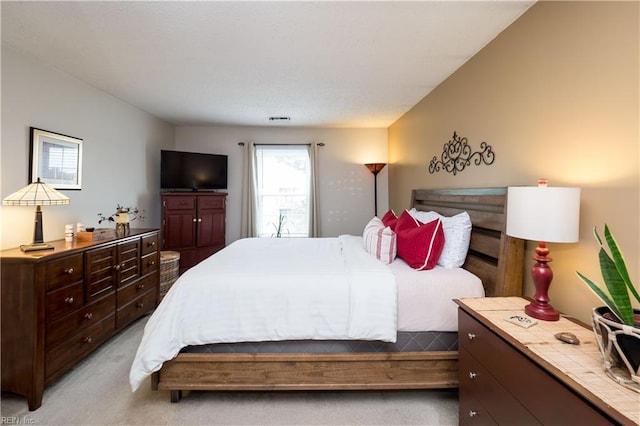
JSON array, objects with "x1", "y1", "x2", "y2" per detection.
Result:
[{"x1": 151, "y1": 187, "x2": 524, "y2": 402}]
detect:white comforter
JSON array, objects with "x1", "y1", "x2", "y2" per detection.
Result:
[{"x1": 129, "y1": 235, "x2": 397, "y2": 391}]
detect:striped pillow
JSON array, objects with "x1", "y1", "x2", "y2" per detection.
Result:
[{"x1": 362, "y1": 217, "x2": 397, "y2": 264}]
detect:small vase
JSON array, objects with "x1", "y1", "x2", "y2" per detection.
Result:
[
  {"x1": 115, "y1": 210, "x2": 130, "y2": 235},
  {"x1": 592, "y1": 306, "x2": 640, "y2": 392}
]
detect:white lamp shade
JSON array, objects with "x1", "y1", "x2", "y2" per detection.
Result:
[
  {"x1": 3, "y1": 178, "x2": 70, "y2": 206},
  {"x1": 506, "y1": 186, "x2": 580, "y2": 243}
]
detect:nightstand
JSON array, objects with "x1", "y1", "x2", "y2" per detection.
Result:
[{"x1": 455, "y1": 297, "x2": 639, "y2": 425}]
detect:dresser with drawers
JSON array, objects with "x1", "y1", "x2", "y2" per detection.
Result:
[
  {"x1": 1, "y1": 229, "x2": 160, "y2": 410},
  {"x1": 455, "y1": 297, "x2": 638, "y2": 425}
]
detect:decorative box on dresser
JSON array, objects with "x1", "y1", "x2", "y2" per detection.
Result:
[
  {"x1": 1, "y1": 229, "x2": 160, "y2": 410},
  {"x1": 161, "y1": 192, "x2": 226, "y2": 273},
  {"x1": 455, "y1": 297, "x2": 639, "y2": 426}
]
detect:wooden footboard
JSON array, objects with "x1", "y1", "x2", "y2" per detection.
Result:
[{"x1": 152, "y1": 351, "x2": 458, "y2": 401}]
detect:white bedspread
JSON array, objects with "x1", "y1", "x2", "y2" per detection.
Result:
[
  {"x1": 390, "y1": 258, "x2": 484, "y2": 332},
  {"x1": 129, "y1": 235, "x2": 397, "y2": 391}
]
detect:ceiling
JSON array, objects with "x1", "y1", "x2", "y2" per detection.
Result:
[{"x1": 1, "y1": 1, "x2": 534, "y2": 128}]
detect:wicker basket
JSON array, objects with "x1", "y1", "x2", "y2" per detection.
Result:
[
  {"x1": 592, "y1": 307, "x2": 640, "y2": 393},
  {"x1": 159, "y1": 251, "x2": 180, "y2": 300}
]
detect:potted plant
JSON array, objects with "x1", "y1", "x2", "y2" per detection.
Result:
[
  {"x1": 269, "y1": 214, "x2": 290, "y2": 238},
  {"x1": 576, "y1": 224, "x2": 640, "y2": 392},
  {"x1": 98, "y1": 204, "x2": 145, "y2": 235}
]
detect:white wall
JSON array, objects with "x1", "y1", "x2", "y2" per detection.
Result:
[
  {"x1": 0, "y1": 46, "x2": 388, "y2": 250},
  {"x1": 1, "y1": 46, "x2": 175, "y2": 249},
  {"x1": 175, "y1": 126, "x2": 388, "y2": 243}
]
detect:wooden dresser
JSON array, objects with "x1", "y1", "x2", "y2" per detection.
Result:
[
  {"x1": 455, "y1": 297, "x2": 639, "y2": 425},
  {"x1": 1, "y1": 228, "x2": 160, "y2": 410}
]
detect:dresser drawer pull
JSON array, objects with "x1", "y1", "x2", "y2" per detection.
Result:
[
  {"x1": 137, "y1": 283, "x2": 145, "y2": 290},
  {"x1": 467, "y1": 332, "x2": 476, "y2": 340},
  {"x1": 136, "y1": 302, "x2": 144, "y2": 308},
  {"x1": 114, "y1": 264, "x2": 121, "y2": 271},
  {"x1": 84, "y1": 312, "x2": 93, "y2": 320},
  {"x1": 83, "y1": 336, "x2": 93, "y2": 344},
  {"x1": 148, "y1": 241, "x2": 156, "y2": 247},
  {"x1": 468, "y1": 410, "x2": 478, "y2": 418},
  {"x1": 468, "y1": 371, "x2": 477, "y2": 379},
  {"x1": 148, "y1": 260, "x2": 156, "y2": 266},
  {"x1": 64, "y1": 297, "x2": 75, "y2": 305},
  {"x1": 64, "y1": 267, "x2": 74, "y2": 274}
]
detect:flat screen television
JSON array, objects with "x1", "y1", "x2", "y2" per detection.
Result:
[{"x1": 161, "y1": 150, "x2": 228, "y2": 191}]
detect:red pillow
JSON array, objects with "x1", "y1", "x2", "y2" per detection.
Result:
[
  {"x1": 381, "y1": 209, "x2": 398, "y2": 230},
  {"x1": 395, "y1": 210, "x2": 418, "y2": 234},
  {"x1": 395, "y1": 210, "x2": 445, "y2": 270}
]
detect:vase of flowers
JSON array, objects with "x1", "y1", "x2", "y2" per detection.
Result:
[
  {"x1": 576, "y1": 224, "x2": 640, "y2": 392},
  {"x1": 98, "y1": 204, "x2": 144, "y2": 235}
]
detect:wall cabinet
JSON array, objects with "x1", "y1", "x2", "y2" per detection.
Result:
[
  {"x1": 1, "y1": 229, "x2": 159, "y2": 410},
  {"x1": 161, "y1": 192, "x2": 227, "y2": 272}
]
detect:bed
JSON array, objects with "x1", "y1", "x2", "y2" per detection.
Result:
[{"x1": 134, "y1": 187, "x2": 524, "y2": 402}]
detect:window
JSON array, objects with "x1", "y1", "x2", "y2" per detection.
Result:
[
  {"x1": 43, "y1": 142, "x2": 79, "y2": 183},
  {"x1": 254, "y1": 145, "x2": 311, "y2": 237}
]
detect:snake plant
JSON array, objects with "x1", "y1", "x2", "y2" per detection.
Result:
[{"x1": 576, "y1": 224, "x2": 640, "y2": 326}]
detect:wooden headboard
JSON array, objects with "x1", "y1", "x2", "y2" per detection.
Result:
[{"x1": 411, "y1": 187, "x2": 524, "y2": 297}]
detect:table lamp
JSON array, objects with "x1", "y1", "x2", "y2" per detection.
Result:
[
  {"x1": 506, "y1": 180, "x2": 580, "y2": 321},
  {"x1": 364, "y1": 163, "x2": 386, "y2": 216},
  {"x1": 3, "y1": 177, "x2": 70, "y2": 252}
]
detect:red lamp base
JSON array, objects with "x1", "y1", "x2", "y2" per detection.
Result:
[
  {"x1": 526, "y1": 241, "x2": 560, "y2": 322},
  {"x1": 525, "y1": 300, "x2": 560, "y2": 321}
]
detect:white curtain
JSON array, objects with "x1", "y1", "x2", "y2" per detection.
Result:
[
  {"x1": 308, "y1": 143, "x2": 320, "y2": 237},
  {"x1": 240, "y1": 142, "x2": 258, "y2": 238}
]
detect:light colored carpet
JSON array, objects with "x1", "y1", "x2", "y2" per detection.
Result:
[{"x1": 1, "y1": 316, "x2": 459, "y2": 425}]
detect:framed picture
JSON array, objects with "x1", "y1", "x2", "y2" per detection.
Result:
[{"x1": 30, "y1": 127, "x2": 83, "y2": 190}]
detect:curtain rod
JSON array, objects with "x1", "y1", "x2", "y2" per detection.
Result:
[{"x1": 238, "y1": 142, "x2": 325, "y2": 147}]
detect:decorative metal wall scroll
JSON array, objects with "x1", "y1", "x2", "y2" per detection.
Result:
[{"x1": 428, "y1": 131, "x2": 495, "y2": 175}]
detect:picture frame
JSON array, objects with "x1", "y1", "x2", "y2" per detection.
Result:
[{"x1": 29, "y1": 127, "x2": 83, "y2": 190}]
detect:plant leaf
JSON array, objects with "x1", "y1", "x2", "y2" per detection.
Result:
[
  {"x1": 593, "y1": 226, "x2": 603, "y2": 246},
  {"x1": 578, "y1": 225, "x2": 638, "y2": 326},
  {"x1": 576, "y1": 271, "x2": 625, "y2": 322},
  {"x1": 597, "y1": 246, "x2": 634, "y2": 325},
  {"x1": 603, "y1": 224, "x2": 640, "y2": 304}
]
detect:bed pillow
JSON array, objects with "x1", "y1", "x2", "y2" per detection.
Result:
[
  {"x1": 395, "y1": 210, "x2": 445, "y2": 270},
  {"x1": 408, "y1": 208, "x2": 472, "y2": 268},
  {"x1": 362, "y1": 217, "x2": 397, "y2": 264},
  {"x1": 381, "y1": 209, "x2": 398, "y2": 230}
]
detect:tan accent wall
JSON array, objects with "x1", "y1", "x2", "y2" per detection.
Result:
[{"x1": 388, "y1": 1, "x2": 639, "y2": 324}]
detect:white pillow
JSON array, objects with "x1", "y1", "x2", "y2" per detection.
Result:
[
  {"x1": 362, "y1": 217, "x2": 397, "y2": 264},
  {"x1": 408, "y1": 208, "x2": 472, "y2": 268}
]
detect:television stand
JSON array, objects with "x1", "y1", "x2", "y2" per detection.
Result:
[{"x1": 161, "y1": 192, "x2": 227, "y2": 273}]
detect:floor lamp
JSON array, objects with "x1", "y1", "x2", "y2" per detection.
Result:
[
  {"x1": 3, "y1": 178, "x2": 70, "y2": 252},
  {"x1": 364, "y1": 163, "x2": 386, "y2": 217}
]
